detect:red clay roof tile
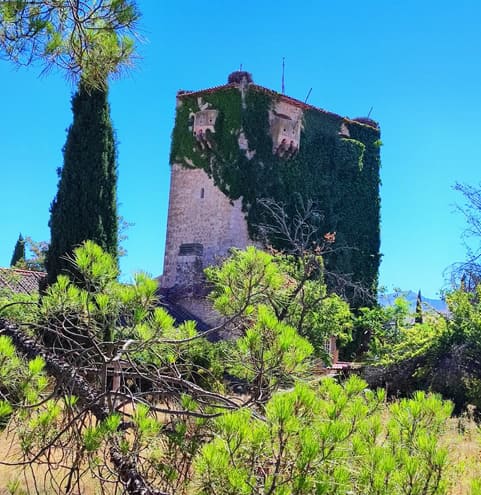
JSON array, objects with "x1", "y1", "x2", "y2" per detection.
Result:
[{"x1": 0, "y1": 268, "x2": 45, "y2": 295}]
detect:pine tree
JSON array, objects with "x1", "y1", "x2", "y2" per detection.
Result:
[
  {"x1": 10, "y1": 234, "x2": 25, "y2": 267},
  {"x1": 415, "y1": 290, "x2": 423, "y2": 324},
  {"x1": 47, "y1": 81, "x2": 118, "y2": 283}
]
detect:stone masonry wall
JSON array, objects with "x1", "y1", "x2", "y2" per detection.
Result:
[{"x1": 161, "y1": 164, "x2": 251, "y2": 290}]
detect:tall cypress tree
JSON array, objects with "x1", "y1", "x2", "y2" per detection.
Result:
[
  {"x1": 10, "y1": 233, "x2": 25, "y2": 267},
  {"x1": 415, "y1": 290, "x2": 423, "y2": 324},
  {"x1": 47, "y1": 81, "x2": 118, "y2": 283}
]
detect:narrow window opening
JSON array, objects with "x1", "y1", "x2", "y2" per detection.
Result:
[{"x1": 200, "y1": 188, "x2": 205, "y2": 199}]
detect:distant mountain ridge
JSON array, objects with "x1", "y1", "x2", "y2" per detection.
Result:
[{"x1": 378, "y1": 290, "x2": 447, "y2": 313}]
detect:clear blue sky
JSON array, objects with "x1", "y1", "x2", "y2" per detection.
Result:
[{"x1": 1, "y1": 0, "x2": 480, "y2": 298}]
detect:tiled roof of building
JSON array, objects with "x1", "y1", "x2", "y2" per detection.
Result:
[
  {"x1": 176, "y1": 82, "x2": 379, "y2": 130},
  {"x1": 0, "y1": 268, "x2": 45, "y2": 295}
]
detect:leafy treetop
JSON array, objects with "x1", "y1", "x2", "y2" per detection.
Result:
[{"x1": 0, "y1": 0, "x2": 140, "y2": 88}]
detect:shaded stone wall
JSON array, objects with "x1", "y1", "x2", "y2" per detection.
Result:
[{"x1": 171, "y1": 296, "x2": 225, "y2": 329}]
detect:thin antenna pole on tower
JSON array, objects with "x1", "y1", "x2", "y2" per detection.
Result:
[
  {"x1": 240, "y1": 63, "x2": 243, "y2": 71},
  {"x1": 282, "y1": 57, "x2": 285, "y2": 94},
  {"x1": 367, "y1": 106, "x2": 373, "y2": 118},
  {"x1": 304, "y1": 88, "x2": 312, "y2": 104}
]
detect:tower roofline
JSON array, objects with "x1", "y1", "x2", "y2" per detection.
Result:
[{"x1": 176, "y1": 81, "x2": 379, "y2": 130}]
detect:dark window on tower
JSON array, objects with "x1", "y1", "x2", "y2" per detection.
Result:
[
  {"x1": 179, "y1": 243, "x2": 204, "y2": 256},
  {"x1": 200, "y1": 188, "x2": 205, "y2": 199}
]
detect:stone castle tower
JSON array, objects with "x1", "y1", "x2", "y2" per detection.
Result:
[
  {"x1": 160, "y1": 72, "x2": 381, "y2": 326},
  {"x1": 160, "y1": 160, "x2": 252, "y2": 325}
]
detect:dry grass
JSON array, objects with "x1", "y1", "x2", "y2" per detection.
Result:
[
  {"x1": 1, "y1": 414, "x2": 481, "y2": 494},
  {"x1": 0, "y1": 427, "x2": 112, "y2": 495},
  {"x1": 444, "y1": 415, "x2": 481, "y2": 495},
  {"x1": 0, "y1": 402, "x2": 177, "y2": 495}
]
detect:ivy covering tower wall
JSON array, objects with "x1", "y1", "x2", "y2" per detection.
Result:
[{"x1": 169, "y1": 77, "x2": 381, "y2": 304}]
